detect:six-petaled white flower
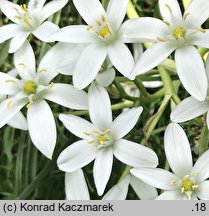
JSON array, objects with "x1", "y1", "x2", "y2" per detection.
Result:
[
  {"x1": 131, "y1": 123, "x2": 209, "y2": 200},
  {"x1": 0, "y1": 0, "x2": 68, "y2": 53}
]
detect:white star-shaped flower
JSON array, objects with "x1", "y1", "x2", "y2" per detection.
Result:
[
  {"x1": 52, "y1": 0, "x2": 135, "y2": 90},
  {"x1": 0, "y1": 41, "x2": 88, "y2": 159},
  {"x1": 0, "y1": 0, "x2": 68, "y2": 53},
  {"x1": 131, "y1": 123, "x2": 209, "y2": 200},
  {"x1": 124, "y1": 0, "x2": 209, "y2": 100},
  {"x1": 57, "y1": 82, "x2": 158, "y2": 195}
]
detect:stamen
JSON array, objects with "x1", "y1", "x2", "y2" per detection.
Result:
[
  {"x1": 163, "y1": 20, "x2": 170, "y2": 26},
  {"x1": 38, "y1": 69, "x2": 47, "y2": 73},
  {"x1": 83, "y1": 131, "x2": 90, "y2": 136},
  {"x1": 19, "y1": 63, "x2": 27, "y2": 68},
  {"x1": 183, "y1": 175, "x2": 190, "y2": 180},
  {"x1": 173, "y1": 27, "x2": 185, "y2": 40},
  {"x1": 170, "y1": 180, "x2": 177, "y2": 185},
  {"x1": 14, "y1": 15, "x2": 22, "y2": 19},
  {"x1": 199, "y1": 27, "x2": 206, "y2": 33},
  {"x1": 5, "y1": 80, "x2": 15, "y2": 83},
  {"x1": 183, "y1": 13, "x2": 190, "y2": 20},
  {"x1": 104, "y1": 129, "x2": 110, "y2": 134},
  {"x1": 102, "y1": 15, "x2": 105, "y2": 22},
  {"x1": 157, "y1": 37, "x2": 167, "y2": 42},
  {"x1": 86, "y1": 25, "x2": 93, "y2": 31},
  {"x1": 192, "y1": 185, "x2": 199, "y2": 189},
  {"x1": 48, "y1": 82, "x2": 54, "y2": 89},
  {"x1": 88, "y1": 140, "x2": 95, "y2": 144},
  {"x1": 165, "y1": 4, "x2": 172, "y2": 13},
  {"x1": 7, "y1": 100, "x2": 13, "y2": 109},
  {"x1": 99, "y1": 24, "x2": 111, "y2": 38},
  {"x1": 26, "y1": 101, "x2": 33, "y2": 108},
  {"x1": 96, "y1": 20, "x2": 102, "y2": 26},
  {"x1": 92, "y1": 129, "x2": 100, "y2": 134}
]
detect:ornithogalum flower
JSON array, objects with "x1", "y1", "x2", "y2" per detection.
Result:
[
  {"x1": 0, "y1": 41, "x2": 88, "y2": 159},
  {"x1": 124, "y1": 0, "x2": 209, "y2": 101},
  {"x1": 0, "y1": 0, "x2": 68, "y2": 53},
  {"x1": 52, "y1": 0, "x2": 135, "y2": 90},
  {"x1": 57, "y1": 83, "x2": 158, "y2": 196},
  {"x1": 131, "y1": 123, "x2": 209, "y2": 200}
]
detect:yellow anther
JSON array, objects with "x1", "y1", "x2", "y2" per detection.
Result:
[
  {"x1": 102, "y1": 15, "x2": 105, "y2": 22},
  {"x1": 104, "y1": 129, "x2": 110, "y2": 134},
  {"x1": 183, "y1": 13, "x2": 190, "y2": 20},
  {"x1": 19, "y1": 63, "x2": 27, "y2": 68},
  {"x1": 181, "y1": 176, "x2": 195, "y2": 192},
  {"x1": 173, "y1": 27, "x2": 185, "y2": 40},
  {"x1": 170, "y1": 180, "x2": 177, "y2": 185},
  {"x1": 165, "y1": 4, "x2": 172, "y2": 13},
  {"x1": 23, "y1": 80, "x2": 37, "y2": 95},
  {"x1": 5, "y1": 80, "x2": 15, "y2": 83},
  {"x1": 7, "y1": 100, "x2": 13, "y2": 109},
  {"x1": 83, "y1": 131, "x2": 90, "y2": 136},
  {"x1": 99, "y1": 24, "x2": 111, "y2": 38},
  {"x1": 88, "y1": 140, "x2": 95, "y2": 144},
  {"x1": 192, "y1": 185, "x2": 199, "y2": 189},
  {"x1": 98, "y1": 134, "x2": 109, "y2": 144},
  {"x1": 86, "y1": 25, "x2": 93, "y2": 31},
  {"x1": 26, "y1": 101, "x2": 33, "y2": 108},
  {"x1": 48, "y1": 82, "x2": 54, "y2": 89},
  {"x1": 163, "y1": 20, "x2": 170, "y2": 26},
  {"x1": 21, "y1": 4, "x2": 28, "y2": 11},
  {"x1": 199, "y1": 27, "x2": 206, "y2": 33},
  {"x1": 92, "y1": 129, "x2": 100, "y2": 134},
  {"x1": 183, "y1": 175, "x2": 190, "y2": 180},
  {"x1": 96, "y1": 20, "x2": 102, "y2": 26},
  {"x1": 14, "y1": 15, "x2": 22, "y2": 19},
  {"x1": 38, "y1": 69, "x2": 47, "y2": 73},
  {"x1": 157, "y1": 37, "x2": 167, "y2": 42}
]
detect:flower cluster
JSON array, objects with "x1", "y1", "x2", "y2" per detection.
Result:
[{"x1": 0, "y1": 0, "x2": 209, "y2": 200}]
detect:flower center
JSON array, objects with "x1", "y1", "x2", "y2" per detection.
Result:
[
  {"x1": 181, "y1": 178, "x2": 194, "y2": 192},
  {"x1": 173, "y1": 27, "x2": 185, "y2": 40},
  {"x1": 23, "y1": 80, "x2": 37, "y2": 95}
]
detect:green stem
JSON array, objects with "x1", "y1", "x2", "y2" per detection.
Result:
[
  {"x1": 134, "y1": 78, "x2": 150, "y2": 97},
  {"x1": 199, "y1": 115, "x2": 209, "y2": 155}
]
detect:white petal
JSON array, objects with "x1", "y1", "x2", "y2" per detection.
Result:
[
  {"x1": 0, "y1": 95, "x2": 28, "y2": 128},
  {"x1": 155, "y1": 190, "x2": 183, "y2": 200},
  {"x1": 175, "y1": 46, "x2": 208, "y2": 101},
  {"x1": 72, "y1": 0, "x2": 106, "y2": 26},
  {"x1": 0, "y1": 24, "x2": 20, "y2": 43},
  {"x1": 7, "y1": 111, "x2": 28, "y2": 131},
  {"x1": 111, "y1": 107, "x2": 143, "y2": 139},
  {"x1": 185, "y1": 0, "x2": 209, "y2": 27},
  {"x1": 192, "y1": 150, "x2": 209, "y2": 182},
  {"x1": 102, "y1": 175, "x2": 130, "y2": 200},
  {"x1": 159, "y1": 0, "x2": 182, "y2": 23},
  {"x1": 113, "y1": 139, "x2": 158, "y2": 168},
  {"x1": 164, "y1": 123, "x2": 193, "y2": 178},
  {"x1": 108, "y1": 42, "x2": 134, "y2": 77},
  {"x1": 59, "y1": 114, "x2": 95, "y2": 140},
  {"x1": 132, "y1": 42, "x2": 175, "y2": 77},
  {"x1": 52, "y1": 25, "x2": 96, "y2": 43},
  {"x1": 93, "y1": 147, "x2": 113, "y2": 196},
  {"x1": 171, "y1": 97, "x2": 209, "y2": 123},
  {"x1": 106, "y1": 0, "x2": 128, "y2": 31},
  {"x1": 14, "y1": 41, "x2": 36, "y2": 80},
  {"x1": 0, "y1": 72, "x2": 21, "y2": 95},
  {"x1": 65, "y1": 170, "x2": 90, "y2": 200},
  {"x1": 130, "y1": 176, "x2": 158, "y2": 200},
  {"x1": 189, "y1": 31, "x2": 209, "y2": 49},
  {"x1": 27, "y1": 100, "x2": 56, "y2": 159},
  {"x1": 43, "y1": 83, "x2": 88, "y2": 110},
  {"x1": 88, "y1": 82, "x2": 112, "y2": 131},
  {"x1": 40, "y1": 0, "x2": 68, "y2": 22},
  {"x1": 28, "y1": 0, "x2": 46, "y2": 9},
  {"x1": 196, "y1": 181, "x2": 209, "y2": 200},
  {"x1": 9, "y1": 31, "x2": 30, "y2": 53},
  {"x1": 131, "y1": 168, "x2": 180, "y2": 190},
  {"x1": 33, "y1": 21, "x2": 59, "y2": 42},
  {"x1": 95, "y1": 68, "x2": 115, "y2": 87},
  {"x1": 122, "y1": 18, "x2": 168, "y2": 43},
  {"x1": 133, "y1": 43, "x2": 144, "y2": 62},
  {"x1": 73, "y1": 44, "x2": 107, "y2": 90},
  {"x1": 57, "y1": 140, "x2": 96, "y2": 172}
]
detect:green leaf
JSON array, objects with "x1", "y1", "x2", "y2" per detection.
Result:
[{"x1": 0, "y1": 41, "x2": 10, "y2": 67}]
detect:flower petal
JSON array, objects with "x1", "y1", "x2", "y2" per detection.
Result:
[
  {"x1": 73, "y1": 44, "x2": 107, "y2": 90},
  {"x1": 155, "y1": 190, "x2": 183, "y2": 200},
  {"x1": 52, "y1": 25, "x2": 96, "y2": 43},
  {"x1": 106, "y1": 0, "x2": 128, "y2": 31},
  {"x1": 33, "y1": 21, "x2": 59, "y2": 43},
  {"x1": 113, "y1": 139, "x2": 158, "y2": 168},
  {"x1": 131, "y1": 168, "x2": 180, "y2": 190},
  {"x1": 171, "y1": 97, "x2": 209, "y2": 123},
  {"x1": 65, "y1": 170, "x2": 90, "y2": 200},
  {"x1": 72, "y1": 0, "x2": 106, "y2": 26},
  {"x1": 189, "y1": 31, "x2": 209, "y2": 49},
  {"x1": 40, "y1": 0, "x2": 68, "y2": 22},
  {"x1": 102, "y1": 175, "x2": 130, "y2": 200},
  {"x1": 159, "y1": 0, "x2": 182, "y2": 23},
  {"x1": 28, "y1": 0, "x2": 46, "y2": 9},
  {"x1": 7, "y1": 111, "x2": 28, "y2": 131},
  {"x1": 108, "y1": 42, "x2": 134, "y2": 77},
  {"x1": 57, "y1": 140, "x2": 96, "y2": 172},
  {"x1": 175, "y1": 46, "x2": 208, "y2": 101},
  {"x1": 59, "y1": 114, "x2": 95, "y2": 140},
  {"x1": 0, "y1": 95, "x2": 28, "y2": 128},
  {"x1": 132, "y1": 42, "x2": 175, "y2": 77},
  {"x1": 93, "y1": 147, "x2": 113, "y2": 196},
  {"x1": 130, "y1": 176, "x2": 158, "y2": 200},
  {"x1": 0, "y1": 24, "x2": 21, "y2": 43},
  {"x1": 88, "y1": 82, "x2": 112, "y2": 131},
  {"x1": 14, "y1": 41, "x2": 36, "y2": 80},
  {"x1": 122, "y1": 18, "x2": 168, "y2": 43},
  {"x1": 185, "y1": 0, "x2": 209, "y2": 27},
  {"x1": 9, "y1": 31, "x2": 30, "y2": 53},
  {"x1": 196, "y1": 181, "x2": 209, "y2": 200},
  {"x1": 27, "y1": 100, "x2": 56, "y2": 159},
  {"x1": 192, "y1": 150, "x2": 209, "y2": 182},
  {"x1": 164, "y1": 123, "x2": 193, "y2": 178},
  {"x1": 111, "y1": 107, "x2": 143, "y2": 139},
  {"x1": 43, "y1": 83, "x2": 88, "y2": 110},
  {"x1": 95, "y1": 68, "x2": 115, "y2": 87}
]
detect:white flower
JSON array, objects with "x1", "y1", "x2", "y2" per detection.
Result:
[
  {"x1": 0, "y1": 41, "x2": 88, "y2": 159},
  {"x1": 57, "y1": 83, "x2": 158, "y2": 195},
  {"x1": 0, "y1": 0, "x2": 68, "y2": 53},
  {"x1": 52, "y1": 0, "x2": 135, "y2": 90},
  {"x1": 65, "y1": 169, "x2": 158, "y2": 200},
  {"x1": 124, "y1": 0, "x2": 209, "y2": 101},
  {"x1": 131, "y1": 123, "x2": 209, "y2": 200}
]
